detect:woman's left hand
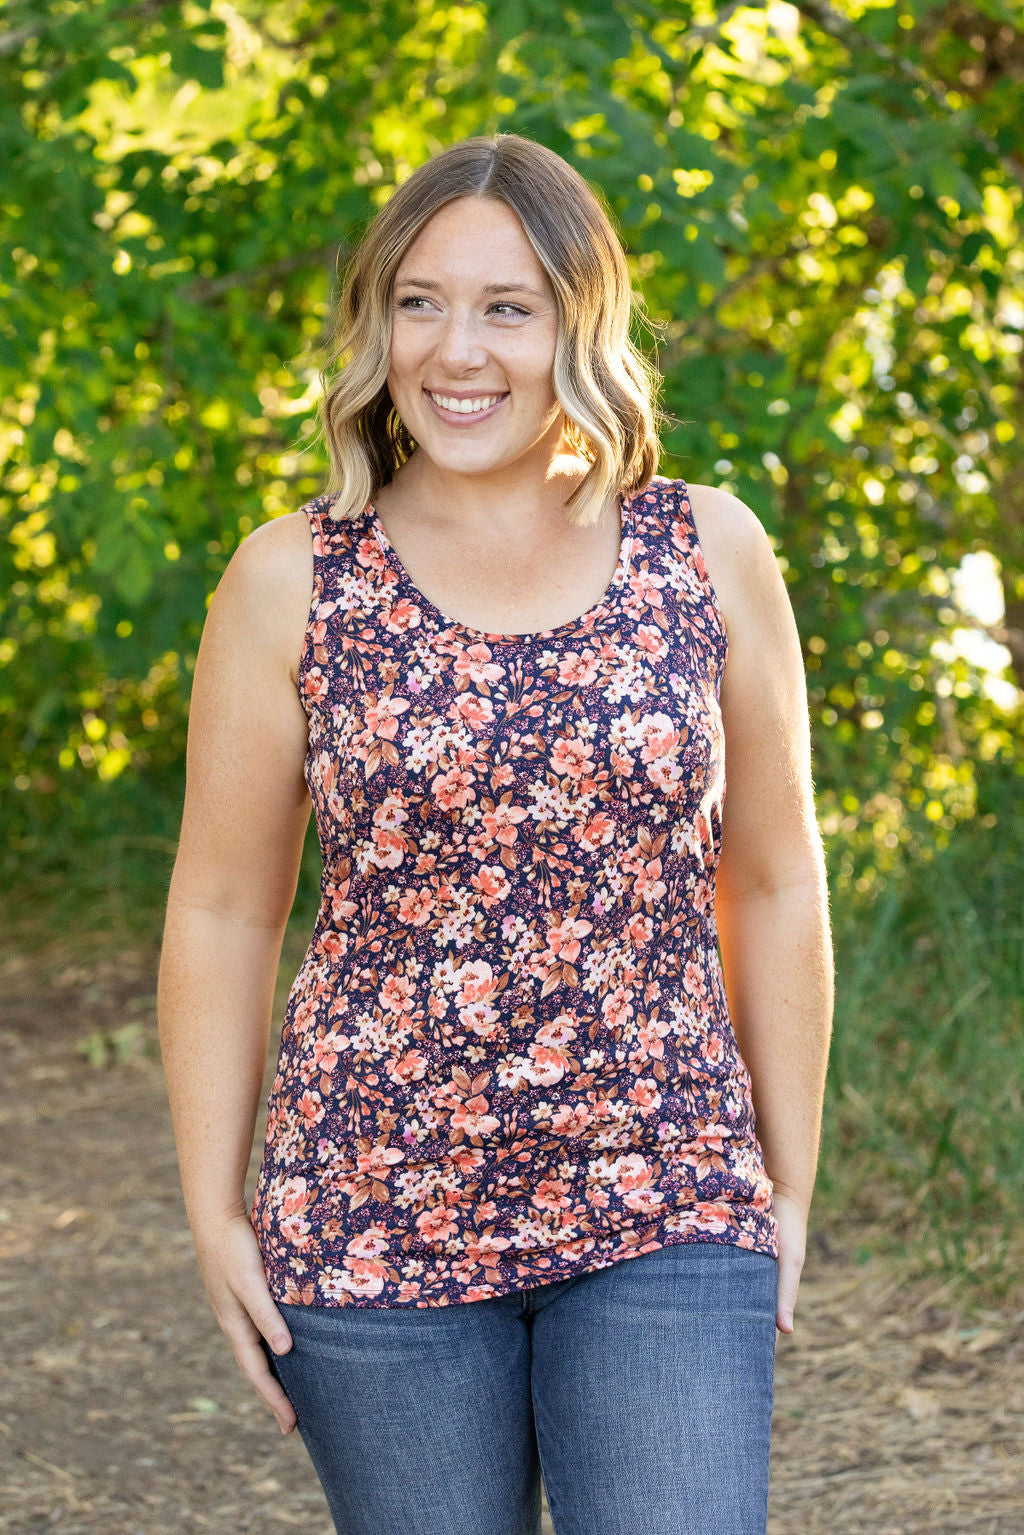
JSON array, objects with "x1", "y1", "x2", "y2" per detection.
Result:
[{"x1": 772, "y1": 1187, "x2": 808, "y2": 1334}]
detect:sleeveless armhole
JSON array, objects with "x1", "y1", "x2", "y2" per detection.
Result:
[
  {"x1": 673, "y1": 478, "x2": 729, "y2": 659},
  {"x1": 296, "y1": 500, "x2": 327, "y2": 715}
]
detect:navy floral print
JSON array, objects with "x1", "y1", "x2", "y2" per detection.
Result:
[{"x1": 251, "y1": 475, "x2": 778, "y2": 1307}]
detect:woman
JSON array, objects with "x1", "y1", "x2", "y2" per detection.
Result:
[{"x1": 158, "y1": 133, "x2": 833, "y2": 1535}]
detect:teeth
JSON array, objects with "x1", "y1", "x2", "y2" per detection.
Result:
[{"x1": 428, "y1": 392, "x2": 503, "y2": 415}]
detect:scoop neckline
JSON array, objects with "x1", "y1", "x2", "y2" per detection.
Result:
[{"x1": 364, "y1": 491, "x2": 636, "y2": 646}]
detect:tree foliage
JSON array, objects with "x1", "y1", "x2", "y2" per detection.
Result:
[{"x1": 2, "y1": 0, "x2": 1022, "y2": 886}]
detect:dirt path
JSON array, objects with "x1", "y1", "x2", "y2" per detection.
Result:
[{"x1": 2, "y1": 942, "x2": 1021, "y2": 1534}]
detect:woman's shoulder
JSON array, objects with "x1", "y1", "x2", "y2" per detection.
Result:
[
  {"x1": 208, "y1": 509, "x2": 317, "y2": 686},
  {"x1": 682, "y1": 480, "x2": 775, "y2": 564},
  {"x1": 672, "y1": 480, "x2": 788, "y2": 637},
  {"x1": 676, "y1": 479, "x2": 766, "y2": 545},
  {"x1": 236, "y1": 505, "x2": 315, "y2": 565},
  {"x1": 220, "y1": 509, "x2": 314, "y2": 607}
]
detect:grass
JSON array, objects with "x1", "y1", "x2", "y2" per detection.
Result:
[{"x1": 817, "y1": 771, "x2": 1023, "y2": 1301}]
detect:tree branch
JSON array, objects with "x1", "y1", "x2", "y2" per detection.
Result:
[
  {"x1": 789, "y1": 0, "x2": 1011, "y2": 176},
  {"x1": 179, "y1": 243, "x2": 347, "y2": 301},
  {"x1": 0, "y1": 23, "x2": 42, "y2": 55},
  {"x1": 0, "y1": 0, "x2": 182, "y2": 56},
  {"x1": 244, "y1": 7, "x2": 343, "y2": 53}
]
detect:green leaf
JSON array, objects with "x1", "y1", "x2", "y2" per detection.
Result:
[
  {"x1": 491, "y1": 0, "x2": 530, "y2": 45},
  {"x1": 167, "y1": 38, "x2": 225, "y2": 91},
  {"x1": 113, "y1": 546, "x2": 155, "y2": 605}
]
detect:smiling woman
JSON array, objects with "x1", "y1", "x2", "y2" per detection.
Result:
[
  {"x1": 388, "y1": 198, "x2": 553, "y2": 458},
  {"x1": 318, "y1": 133, "x2": 659, "y2": 530},
  {"x1": 158, "y1": 131, "x2": 834, "y2": 1535}
]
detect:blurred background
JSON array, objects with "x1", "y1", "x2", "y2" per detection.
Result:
[{"x1": 1, "y1": 2, "x2": 1022, "y2": 1527}]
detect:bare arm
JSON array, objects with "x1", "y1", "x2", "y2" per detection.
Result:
[
  {"x1": 157, "y1": 509, "x2": 314, "y2": 1432},
  {"x1": 689, "y1": 482, "x2": 834, "y2": 1332}
]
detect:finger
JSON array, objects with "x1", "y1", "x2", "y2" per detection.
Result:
[
  {"x1": 216, "y1": 1283, "x2": 294, "y2": 1359},
  {"x1": 776, "y1": 1261, "x2": 802, "y2": 1333},
  {"x1": 235, "y1": 1331, "x2": 298, "y2": 1434},
  {"x1": 218, "y1": 1303, "x2": 298, "y2": 1434},
  {"x1": 223, "y1": 1234, "x2": 296, "y2": 1357},
  {"x1": 249, "y1": 1295, "x2": 294, "y2": 1357}
]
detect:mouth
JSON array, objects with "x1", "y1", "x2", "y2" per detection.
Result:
[{"x1": 423, "y1": 388, "x2": 509, "y2": 425}]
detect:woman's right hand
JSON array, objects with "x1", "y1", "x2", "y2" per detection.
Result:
[{"x1": 191, "y1": 1211, "x2": 298, "y2": 1435}]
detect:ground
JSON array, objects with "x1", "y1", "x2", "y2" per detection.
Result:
[{"x1": 2, "y1": 939, "x2": 1021, "y2": 1534}]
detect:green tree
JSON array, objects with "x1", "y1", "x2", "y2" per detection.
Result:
[{"x1": 2, "y1": 0, "x2": 1021, "y2": 887}]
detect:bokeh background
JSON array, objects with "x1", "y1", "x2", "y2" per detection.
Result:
[{"x1": 2, "y1": 0, "x2": 1022, "y2": 1494}]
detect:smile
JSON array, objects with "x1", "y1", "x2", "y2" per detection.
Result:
[{"x1": 424, "y1": 389, "x2": 508, "y2": 422}]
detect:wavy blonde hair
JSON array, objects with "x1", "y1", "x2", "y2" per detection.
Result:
[{"x1": 317, "y1": 133, "x2": 662, "y2": 525}]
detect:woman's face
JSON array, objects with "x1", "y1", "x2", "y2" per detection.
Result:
[{"x1": 386, "y1": 196, "x2": 564, "y2": 481}]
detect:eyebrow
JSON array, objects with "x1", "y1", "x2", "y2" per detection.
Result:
[{"x1": 393, "y1": 277, "x2": 546, "y2": 299}]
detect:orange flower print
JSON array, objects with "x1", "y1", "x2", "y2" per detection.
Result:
[
  {"x1": 702, "y1": 1032, "x2": 726, "y2": 1065},
  {"x1": 682, "y1": 958, "x2": 707, "y2": 999},
  {"x1": 303, "y1": 666, "x2": 329, "y2": 703},
  {"x1": 480, "y1": 800, "x2": 529, "y2": 846},
  {"x1": 450, "y1": 1093, "x2": 502, "y2": 1139},
  {"x1": 628, "y1": 1078, "x2": 662, "y2": 1115},
  {"x1": 380, "y1": 972, "x2": 415, "y2": 1016},
  {"x1": 455, "y1": 643, "x2": 504, "y2": 688},
  {"x1": 416, "y1": 1205, "x2": 460, "y2": 1245},
  {"x1": 395, "y1": 886, "x2": 433, "y2": 927},
  {"x1": 638, "y1": 711, "x2": 685, "y2": 764},
  {"x1": 635, "y1": 625, "x2": 668, "y2": 660},
  {"x1": 525, "y1": 1043, "x2": 569, "y2": 1085},
  {"x1": 251, "y1": 478, "x2": 778, "y2": 1310},
  {"x1": 382, "y1": 597, "x2": 423, "y2": 636},
  {"x1": 292, "y1": 1082, "x2": 323, "y2": 1122},
  {"x1": 531, "y1": 1177, "x2": 573, "y2": 1213},
  {"x1": 387, "y1": 1048, "x2": 429, "y2": 1085},
  {"x1": 325, "y1": 1259, "x2": 389, "y2": 1301},
  {"x1": 364, "y1": 691, "x2": 410, "y2": 739},
  {"x1": 578, "y1": 809, "x2": 616, "y2": 852},
  {"x1": 550, "y1": 1101, "x2": 593, "y2": 1135},
  {"x1": 452, "y1": 691, "x2": 495, "y2": 730},
  {"x1": 459, "y1": 1001, "x2": 502, "y2": 1041},
  {"x1": 543, "y1": 914, "x2": 592, "y2": 964},
  {"x1": 550, "y1": 733, "x2": 596, "y2": 782},
  {"x1": 555, "y1": 650, "x2": 601, "y2": 686},
  {"x1": 453, "y1": 959, "x2": 499, "y2": 1005},
  {"x1": 633, "y1": 855, "x2": 667, "y2": 909},
  {"x1": 468, "y1": 864, "x2": 512, "y2": 907},
  {"x1": 430, "y1": 764, "x2": 475, "y2": 810},
  {"x1": 313, "y1": 1025, "x2": 343, "y2": 1074}
]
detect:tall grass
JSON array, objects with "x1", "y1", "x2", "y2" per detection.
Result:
[{"x1": 817, "y1": 763, "x2": 1023, "y2": 1297}]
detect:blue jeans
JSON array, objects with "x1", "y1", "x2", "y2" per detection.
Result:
[{"x1": 260, "y1": 1240, "x2": 778, "y2": 1535}]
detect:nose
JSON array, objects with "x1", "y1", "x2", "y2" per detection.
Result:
[{"x1": 433, "y1": 309, "x2": 489, "y2": 374}]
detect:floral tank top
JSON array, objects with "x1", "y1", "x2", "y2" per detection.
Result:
[{"x1": 250, "y1": 474, "x2": 778, "y2": 1308}]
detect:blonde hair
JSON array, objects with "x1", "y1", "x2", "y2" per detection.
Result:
[{"x1": 317, "y1": 133, "x2": 662, "y2": 525}]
